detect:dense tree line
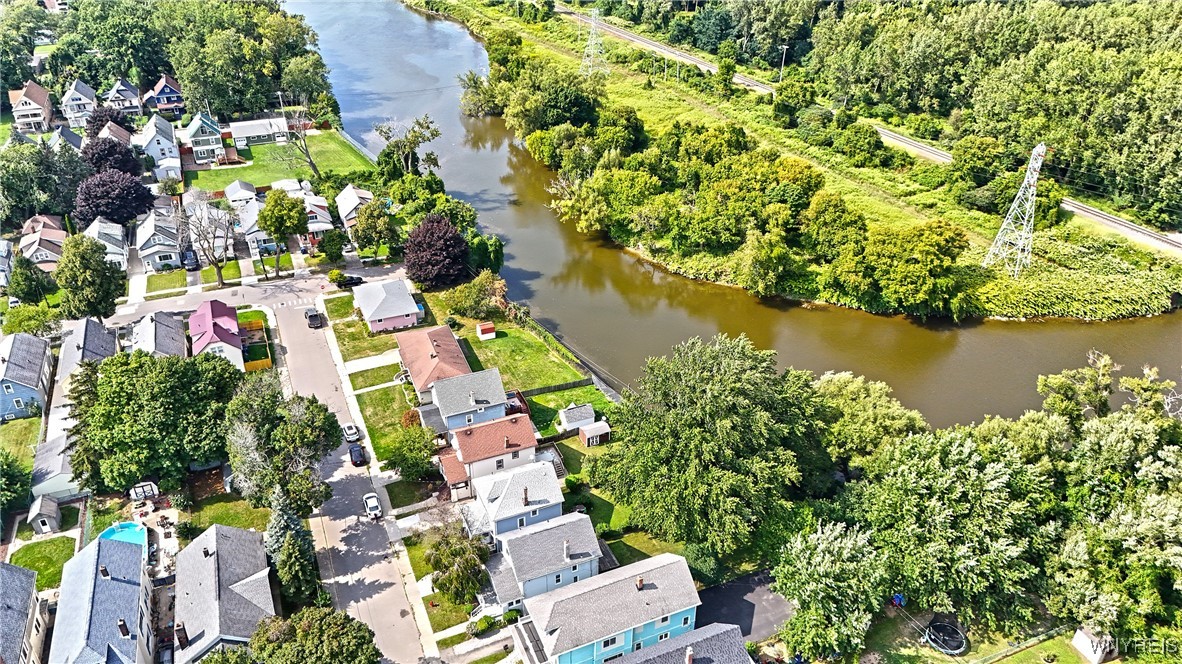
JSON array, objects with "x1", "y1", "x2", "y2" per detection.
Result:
[{"x1": 594, "y1": 334, "x2": 1182, "y2": 657}]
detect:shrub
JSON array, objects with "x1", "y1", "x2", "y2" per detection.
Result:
[
  {"x1": 176, "y1": 521, "x2": 202, "y2": 540},
  {"x1": 564, "y1": 476, "x2": 582, "y2": 493},
  {"x1": 170, "y1": 491, "x2": 192, "y2": 511},
  {"x1": 400, "y1": 409, "x2": 421, "y2": 428},
  {"x1": 467, "y1": 615, "x2": 496, "y2": 636},
  {"x1": 328, "y1": 269, "x2": 345, "y2": 285},
  {"x1": 684, "y1": 542, "x2": 723, "y2": 583},
  {"x1": 444, "y1": 316, "x2": 459, "y2": 329},
  {"x1": 439, "y1": 270, "x2": 508, "y2": 319},
  {"x1": 745, "y1": 642, "x2": 761, "y2": 659},
  {"x1": 594, "y1": 522, "x2": 617, "y2": 539},
  {"x1": 503, "y1": 610, "x2": 521, "y2": 625}
]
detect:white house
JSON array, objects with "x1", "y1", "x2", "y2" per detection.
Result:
[
  {"x1": 270, "y1": 179, "x2": 311, "y2": 196},
  {"x1": 228, "y1": 117, "x2": 287, "y2": 148},
  {"x1": 135, "y1": 209, "x2": 181, "y2": 271},
  {"x1": 96, "y1": 121, "x2": 133, "y2": 147},
  {"x1": 102, "y1": 78, "x2": 142, "y2": 115},
  {"x1": 236, "y1": 199, "x2": 277, "y2": 258},
  {"x1": 59, "y1": 79, "x2": 97, "y2": 129},
  {"x1": 134, "y1": 114, "x2": 181, "y2": 180},
  {"x1": 82, "y1": 217, "x2": 128, "y2": 270},
  {"x1": 8, "y1": 80, "x2": 53, "y2": 133},
  {"x1": 335, "y1": 183, "x2": 374, "y2": 231},
  {"x1": 438, "y1": 414, "x2": 538, "y2": 501},
  {"x1": 223, "y1": 180, "x2": 258, "y2": 208},
  {"x1": 183, "y1": 113, "x2": 225, "y2": 164},
  {"x1": 18, "y1": 223, "x2": 67, "y2": 272},
  {"x1": 189, "y1": 300, "x2": 244, "y2": 371},
  {"x1": 186, "y1": 203, "x2": 235, "y2": 261}
]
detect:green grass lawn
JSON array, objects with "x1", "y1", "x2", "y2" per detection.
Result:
[
  {"x1": 1003, "y1": 634, "x2": 1085, "y2": 664},
  {"x1": 238, "y1": 310, "x2": 267, "y2": 324},
  {"x1": 385, "y1": 481, "x2": 433, "y2": 509},
  {"x1": 33, "y1": 44, "x2": 58, "y2": 56},
  {"x1": 438, "y1": 632, "x2": 472, "y2": 649},
  {"x1": 356, "y1": 386, "x2": 413, "y2": 462},
  {"x1": 187, "y1": 493, "x2": 270, "y2": 535},
  {"x1": 351, "y1": 364, "x2": 403, "y2": 390},
  {"x1": 333, "y1": 320, "x2": 399, "y2": 362},
  {"x1": 461, "y1": 327, "x2": 582, "y2": 392},
  {"x1": 402, "y1": 534, "x2": 434, "y2": 580},
  {"x1": 201, "y1": 259, "x2": 242, "y2": 284},
  {"x1": 468, "y1": 651, "x2": 511, "y2": 664},
  {"x1": 325, "y1": 294, "x2": 355, "y2": 320},
  {"x1": 861, "y1": 613, "x2": 1070, "y2": 664},
  {"x1": 244, "y1": 344, "x2": 271, "y2": 362},
  {"x1": 0, "y1": 417, "x2": 42, "y2": 469},
  {"x1": 10, "y1": 536, "x2": 76, "y2": 590},
  {"x1": 16, "y1": 505, "x2": 81, "y2": 541},
  {"x1": 85, "y1": 497, "x2": 128, "y2": 544},
  {"x1": 146, "y1": 269, "x2": 189, "y2": 293},
  {"x1": 423, "y1": 593, "x2": 475, "y2": 632},
  {"x1": 0, "y1": 111, "x2": 11, "y2": 144},
  {"x1": 253, "y1": 253, "x2": 294, "y2": 275},
  {"x1": 528, "y1": 386, "x2": 615, "y2": 436},
  {"x1": 184, "y1": 131, "x2": 373, "y2": 191}
]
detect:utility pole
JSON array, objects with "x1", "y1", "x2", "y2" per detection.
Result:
[
  {"x1": 984, "y1": 143, "x2": 1047, "y2": 277},
  {"x1": 778, "y1": 44, "x2": 788, "y2": 83},
  {"x1": 580, "y1": 9, "x2": 607, "y2": 77}
]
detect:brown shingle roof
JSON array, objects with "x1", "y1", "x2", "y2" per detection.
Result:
[
  {"x1": 21, "y1": 214, "x2": 63, "y2": 235},
  {"x1": 437, "y1": 446, "x2": 468, "y2": 485},
  {"x1": 451, "y1": 415, "x2": 537, "y2": 464},
  {"x1": 9, "y1": 80, "x2": 51, "y2": 113},
  {"x1": 394, "y1": 325, "x2": 470, "y2": 393}
]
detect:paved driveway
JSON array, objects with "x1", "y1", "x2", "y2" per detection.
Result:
[{"x1": 697, "y1": 571, "x2": 794, "y2": 641}]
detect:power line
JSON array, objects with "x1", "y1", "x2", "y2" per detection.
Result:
[{"x1": 984, "y1": 143, "x2": 1046, "y2": 277}]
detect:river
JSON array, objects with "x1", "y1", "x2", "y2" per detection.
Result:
[{"x1": 288, "y1": 0, "x2": 1180, "y2": 427}]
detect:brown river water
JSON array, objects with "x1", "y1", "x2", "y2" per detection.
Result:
[{"x1": 290, "y1": 0, "x2": 1181, "y2": 427}]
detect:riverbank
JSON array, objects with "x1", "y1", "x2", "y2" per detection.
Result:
[{"x1": 402, "y1": 0, "x2": 1182, "y2": 322}]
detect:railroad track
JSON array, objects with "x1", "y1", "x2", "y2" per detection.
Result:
[{"x1": 556, "y1": 3, "x2": 1182, "y2": 254}]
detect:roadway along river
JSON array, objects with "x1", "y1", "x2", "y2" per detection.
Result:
[{"x1": 289, "y1": 0, "x2": 1180, "y2": 427}]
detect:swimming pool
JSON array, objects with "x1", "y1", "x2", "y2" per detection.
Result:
[{"x1": 98, "y1": 522, "x2": 147, "y2": 547}]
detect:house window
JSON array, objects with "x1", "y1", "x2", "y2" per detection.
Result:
[
  {"x1": 634, "y1": 644, "x2": 643, "y2": 652},
  {"x1": 602, "y1": 637, "x2": 618, "y2": 649},
  {"x1": 2, "y1": 384, "x2": 11, "y2": 394},
  {"x1": 554, "y1": 573, "x2": 562, "y2": 584},
  {"x1": 605, "y1": 656, "x2": 623, "y2": 663},
  {"x1": 13, "y1": 398, "x2": 24, "y2": 410},
  {"x1": 530, "y1": 509, "x2": 538, "y2": 517},
  {"x1": 39, "y1": 519, "x2": 48, "y2": 529},
  {"x1": 4, "y1": 414, "x2": 13, "y2": 421},
  {"x1": 682, "y1": 616, "x2": 690, "y2": 626},
  {"x1": 512, "y1": 451, "x2": 520, "y2": 459},
  {"x1": 158, "y1": 253, "x2": 174, "y2": 262},
  {"x1": 660, "y1": 616, "x2": 670, "y2": 625},
  {"x1": 517, "y1": 517, "x2": 525, "y2": 528},
  {"x1": 495, "y1": 459, "x2": 504, "y2": 470},
  {"x1": 659, "y1": 633, "x2": 670, "y2": 642},
  {"x1": 466, "y1": 414, "x2": 474, "y2": 424},
  {"x1": 588, "y1": 435, "x2": 600, "y2": 445},
  {"x1": 571, "y1": 565, "x2": 578, "y2": 572},
  {"x1": 573, "y1": 576, "x2": 578, "y2": 582},
  {"x1": 477, "y1": 407, "x2": 485, "y2": 413}
]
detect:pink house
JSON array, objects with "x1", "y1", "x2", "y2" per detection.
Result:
[
  {"x1": 188, "y1": 300, "x2": 244, "y2": 371},
  {"x1": 353, "y1": 279, "x2": 423, "y2": 333}
]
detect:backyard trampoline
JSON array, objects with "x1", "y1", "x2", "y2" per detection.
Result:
[{"x1": 925, "y1": 613, "x2": 970, "y2": 656}]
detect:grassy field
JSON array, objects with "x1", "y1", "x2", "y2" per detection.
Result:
[
  {"x1": 186, "y1": 493, "x2": 271, "y2": 534},
  {"x1": 253, "y1": 253, "x2": 294, "y2": 275},
  {"x1": 528, "y1": 386, "x2": 615, "y2": 436},
  {"x1": 356, "y1": 385, "x2": 413, "y2": 462},
  {"x1": 438, "y1": 632, "x2": 472, "y2": 649},
  {"x1": 0, "y1": 417, "x2": 41, "y2": 469},
  {"x1": 469, "y1": 651, "x2": 512, "y2": 664},
  {"x1": 201, "y1": 259, "x2": 242, "y2": 284},
  {"x1": 325, "y1": 294, "x2": 355, "y2": 320},
  {"x1": 403, "y1": 534, "x2": 433, "y2": 580},
  {"x1": 0, "y1": 111, "x2": 11, "y2": 144},
  {"x1": 146, "y1": 269, "x2": 189, "y2": 293},
  {"x1": 85, "y1": 497, "x2": 129, "y2": 544},
  {"x1": 17, "y1": 505, "x2": 80, "y2": 541},
  {"x1": 333, "y1": 320, "x2": 399, "y2": 362},
  {"x1": 10, "y1": 536, "x2": 76, "y2": 590},
  {"x1": 351, "y1": 363, "x2": 403, "y2": 390},
  {"x1": 185, "y1": 131, "x2": 373, "y2": 191},
  {"x1": 423, "y1": 592, "x2": 475, "y2": 632},
  {"x1": 385, "y1": 480, "x2": 434, "y2": 509},
  {"x1": 861, "y1": 613, "x2": 1076, "y2": 664}
]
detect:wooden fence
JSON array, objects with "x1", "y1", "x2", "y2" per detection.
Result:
[
  {"x1": 519, "y1": 378, "x2": 593, "y2": 398},
  {"x1": 241, "y1": 319, "x2": 273, "y2": 371}
]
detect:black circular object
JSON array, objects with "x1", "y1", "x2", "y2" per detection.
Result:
[{"x1": 926, "y1": 622, "x2": 969, "y2": 656}]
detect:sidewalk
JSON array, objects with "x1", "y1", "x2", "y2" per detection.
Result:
[
  {"x1": 343, "y1": 350, "x2": 402, "y2": 375},
  {"x1": 127, "y1": 273, "x2": 148, "y2": 303}
]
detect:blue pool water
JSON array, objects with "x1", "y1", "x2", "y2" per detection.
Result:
[{"x1": 98, "y1": 522, "x2": 147, "y2": 547}]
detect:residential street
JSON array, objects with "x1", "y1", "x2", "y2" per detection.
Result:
[{"x1": 108, "y1": 264, "x2": 426, "y2": 664}]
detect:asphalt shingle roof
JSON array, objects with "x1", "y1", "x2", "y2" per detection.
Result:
[
  {"x1": 354, "y1": 279, "x2": 420, "y2": 322},
  {"x1": 432, "y1": 368, "x2": 507, "y2": 420},
  {"x1": 50, "y1": 538, "x2": 145, "y2": 664},
  {"x1": 0, "y1": 562, "x2": 37, "y2": 664},
  {"x1": 471, "y1": 461, "x2": 562, "y2": 525},
  {"x1": 0, "y1": 333, "x2": 48, "y2": 389},
  {"x1": 614, "y1": 624, "x2": 751, "y2": 664},
  {"x1": 131, "y1": 312, "x2": 187, "y2": 358},
  {"x1": 501, "y1": 513, "x2": 599, "y2": 583},
  {"x1": 395, "y1": 326, "x2": 470, "y2": 393},
  {"x1": 449, "y1": 414, "x2": 537, "y2": 464},
  {"x1": 558, "y1": 404, "x2": 595, "y2": 428},
  {"x1": 48, "y1": 126, "x2": 84, "y2": 151}
]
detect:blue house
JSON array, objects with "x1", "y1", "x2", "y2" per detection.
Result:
[
  {"x1": 462, "y1": 462, "x2": 564, "y2": 547},
  {"x1": 0, "y1": 333, "x2": 52, "y2": 420},
  {"x1": 514, "y1": 554, "x2": 701, "y2": 664},
  {"x1": 481, "y1": 513, "x2": 602, "y2": 615},
  {"x1": 430, "y1": 368, "x2": 508, "y2": 432},
  {"x1": 143, "y1": 74, "x2": 185, "y2": 117},
  {"x1": 613, "y1": 623, "x2": 752, "y2": 664}
]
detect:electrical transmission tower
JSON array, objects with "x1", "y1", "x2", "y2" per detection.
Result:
[
  {"x1": 983, "y1": 142, "x2": 1047, "y2": 277},
  {"x1": 580, "y1": 9, "x2": 607, "y2": 77}
]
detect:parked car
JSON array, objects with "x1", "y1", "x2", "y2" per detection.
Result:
[
  {"x1": 343, "y1": 423, "x2": 362, "y2": 442},
  {"x1": 339, "y1": 275, "x2": 364, "y2": 288},
  {"x1": 7, "y1": 297, "x2": 20, "y2": 308},
  {"x1": 304, "y1": 308, "x2": 325, "y2": 329},
  {"x1": 349, "y1": 444, "x2": 367, "y2": 467},
  {"x1": 181, "y1": 248, "x2": 200, "y2": 271},
  {"x1": 362, "y1": 492, "x2": 382, "y2": 520}
]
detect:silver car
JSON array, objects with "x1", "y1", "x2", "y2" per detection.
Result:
[
  {"x1": 343, "y1": 423, "x2": 362, "y2": 442},
  {"x1": 363, "y1": 492, "x2": 382, "y2": 520}
]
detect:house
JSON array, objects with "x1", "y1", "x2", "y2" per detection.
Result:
[
  {"x1": 579, "y1": 421, "x2": 611, "y2": 447},
  {"x1": 142, "y1": 73, "x2": 185, "y2": 117},
  {"x1": 335, "y1": 183, "x2": 374, "y2": 230},
  {"x1": 236, "y1": 199, "x2": 277, "y2": 258},
  {"x1": 60, "y1": 79, "x2": 97, "y2": 128},
  {"x1": 0, "y1": 563, "x2": 48, "y2": 664},
  {"x1": 514, "y1": 554, "x2": 701, "y2": 664},
  {"x1": 228, "y1": 117, "x2": 288, "y2": 148},
  {"x1": 43, "y1": 0, "x2": 69, "y2": 13},
  {"x1": 269, "y1": 179, "x2": 311, "y2": 196},
  {"x1": 353, "y1": 279, "x2": 423, "y2": 333},
  {"x1": 186, "y1": 203, "x2": 235, "y2": 261},
  {"x1": 50, "y1": 538, "x2": 155, "y2": 664},
  {"x1": 395, "y1": 325, "x2": 471, "y2": 403},
  {"x1": 482, "y1": 513, "x2": 602, "y2": 616},
  {"x1": 103, "y1": 78, "x2": 142, "y2": 115},
  {"x1": 33, "y1": 318, "x2": 118, "y2": 498},
  {"x1": 83, "y1": 217, "x2": 129, "y2": 270},
  {"x1": 98, "y1": 120, "x2": 134, "y2": 146},
  {"x1": 20, "y1": 214, "x2": 62, "y2": 235},
  {"x1": 439, "y1": 414, "x2": 538, "y2": 500},
  {"x1": 130, "y1": 313, "x2": 188, "y2": 358},
  {"x1": 429, "y1": 368, "x2": 508, "y2": 432},
  {"x1": 26, "y1": 494, "x2": 62, "y2": 534},
  {"x1": 0, "y1": 333, "x2": 53, "y2": 420},
  {"x1": 18, "y1": 224, "x2": 67, "y2": 272},
  {"x1": 8, "y1": 81, "x2": 53, "y2": 133},
  {"x1": 183, "y1": 113, "x2": 225, "y2": 164},
  {"x1": 0, "y1": 239, "x2": 12, "y2": 291},
  {"x1": 223, "y1": 180, "x2": 257, "y2": 208},
  {"x1": 302, "y1": 194, "x2": 334, "y2": 246},
  {"x1": 557, "y1": 404, "x2": 596, "y2": 433},
  {"x1": 46, "y1": 125, "x2": 84, "y2": 152},
  {"x1": 134, "y1": 114, "x2": 182, "y2": 180},
  {"x1": 189, "y1": 300, "x2": 244, "y2": 371},
  {"x1": 135, "y1": 208, "x2": 181, "y2": 271},
  {"x1": 173, "y1": 525, "x2": 278, "y2": 664},
  {"x1": 613, "y1": 624, "x2": 752, "y2": 664},
  {"x1": 461, "y1": 461, "x2": 564, "y2": 546}
]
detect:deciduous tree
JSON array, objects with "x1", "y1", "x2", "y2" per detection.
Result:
[
  {"x1": 187, "y1": 192, "x2": 237, "y2": 287},
  {"x1": 84, "y1": 106, "x2": 134, "y2": 140},
  {"x1": 81, "y1": 137, "x2": 142, "y2": 176},
  {"x1": 7, "y1": 256, "x2": 58, "y2": 306},
  {"x1": 813, "y1": 371, "x2": 927, "y2": 464},
  {"x1": 318, "y1": 229, "x2": 348, "y2": 262},
  {"x1": 257, "y1": 190, "x2": 308, "y2": 278},
  {"x1": 351, "y1": 200, "x2": 399, "y2": 257},
  {"x1": 55, "y1": 235, "x2": 125, "y2": 320},
  {"x1": 250, "y1": 608, "x2": 380, "y2": 664},
  {"x1": 424, "y1": 523, "x2": 490, "y2": 604},
  {"x1": 404, "y1": 214, "x2": 469, "y2": 288},
  {"x1": 374, "y1": 115, "x2": 441, "y2": 178},
  {"x1": 73, "y1": 169, "x2": 155, "y2": 226},
  {"x1": 0, "y1": 450, "x2": 30, "y2": 511},
  {"x1": 2, "y1": 305, "x2": 61, "y2": 338}
]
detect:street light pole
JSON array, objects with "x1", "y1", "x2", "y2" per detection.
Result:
[{"x1": 779, "y1": 44, "x2": 789, "y2": 83}]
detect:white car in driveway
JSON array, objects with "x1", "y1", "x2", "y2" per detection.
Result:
[
  {"x1": 363, "y1": 492, "x2": 383, "y2": 520},
  {"x1": 343, "y1": 423, "x2": 362, "y2": 442}
]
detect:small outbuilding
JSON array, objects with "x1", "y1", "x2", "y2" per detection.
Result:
[
  {"x1": 477, "y1": 321, "x2": 496, "y2": 341},
  {"x1": 26, "y1": 494, "x2": 61, "y2": 534},
  {"x1": 1071, "y1": 627, "x2": 1117, "y2": 664},
  {"x1": 578, "y1": 420, "x2": 611, "y2": 447},
  {"x1": 557, "y1": 403, "x2": 596, "y2": 433}
]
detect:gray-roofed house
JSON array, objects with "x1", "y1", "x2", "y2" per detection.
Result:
[
  {"x1": 173, "y1": 525, "x2": 277, "y2": 664},
  {"x1": 228, "y1": 117, "x2": 288, "y2": 148},
  {"x1": 353, "y1": 279, "x2": 423, "y2": 333},
  {"x1": 461, "y1": 461, "x2": 564, "y2": 545},
  {"x1": 223, "y1": 180, "x2": 257, "y2": 208},
  {"x1": 50, "y1": 538, "x2": 154, "y2": 664},
  {"x1": 103, "y1": 78, "x2": 143, "y2": 115},
  {"x1": 430, "y1": 368, "x2": 508, "y2": 432},
  {"x1": 60, "y1": 79, "x2": 97, "y2": 128},
  {"x1": 46, "y1": 125, "x2": 84, "y2": 152},
  {"x1": 334, "y1": 183, "x2": 373, "y2": 230},
  {"x1": 83, "y1": 217, "x2": 129, "y2": 270},
  {"x1": 613, "y1": 624, "x2": 752, "y2": 664},
  {"x1": 0, "y1": 333, "x2": 52, "y2": 420},
  {"x1": 135, "y1": 208, "x2": 181, "y2": 272},
  {"x1": 134, "y1": 114, "x2": 181, "y2": 181},
  {"x1": 557, "y1": 403, "x2": 596, "y2": 433},
  {"x1": 183, "y1": 113, "x2": 225, "y2": 164},
  {"x1": 26, "y1": 493, "x2": 61, "y2": 534},
  {"x1": 514, "y1": 554, "x2": 702, "y2": 664},
  {"x1": 0, "y1": 562, "x2": 48, "y2": 664},
  {"x1": 130, "y1": 313, "x2": 188, "y2": 358},
  {"x1": 33, "y1": 317, "x2": 118, "y2": 498},
  {"x1": 481, "y1": 513, "x2": 602, "y2": 616}
]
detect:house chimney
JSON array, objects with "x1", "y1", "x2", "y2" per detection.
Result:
[
  {"x1": 522, "y1": 487, "x2": 529, "y2": 506},
  {"x1": 685, "y1": 647, "x2": 694, "y2": 664},
  {"x1": 504, "y1": 435, "x2": 510, "y2": 449},
  {"x1": 175, "y1": 623, "x2": 190, "y2": 649},
  {"x1": 564, "y1": 539, "x2": 570, "y2": 561},
  {"x1": 469, "y1": 391, "x2": 476, "y2": 406},
  {"x1": 117, "y1": 619, "x2": 130, "y2": 638},
  {"x1": 202, "y1": 547, "x2": 211, "y2": 558},
  {"x1": 99, "y1": 565, "x2": 110, "y2": 579},
  {"x1": 635, "y1": 577, "x2": 644, "y2": 591}
]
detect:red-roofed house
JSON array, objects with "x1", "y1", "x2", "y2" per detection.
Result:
[
  {"x1": 440, "y1": 415, "x2": 538, "y2": 500},
  {"x1": 8, "y1": 81, "x2": 52, "y2": 133},
  {"x1": 188, "y1": 300, "x2": 243, "y2": 371},
  {"x1": 393, "y1": 326, "x2": 471, "y2": 403}
]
